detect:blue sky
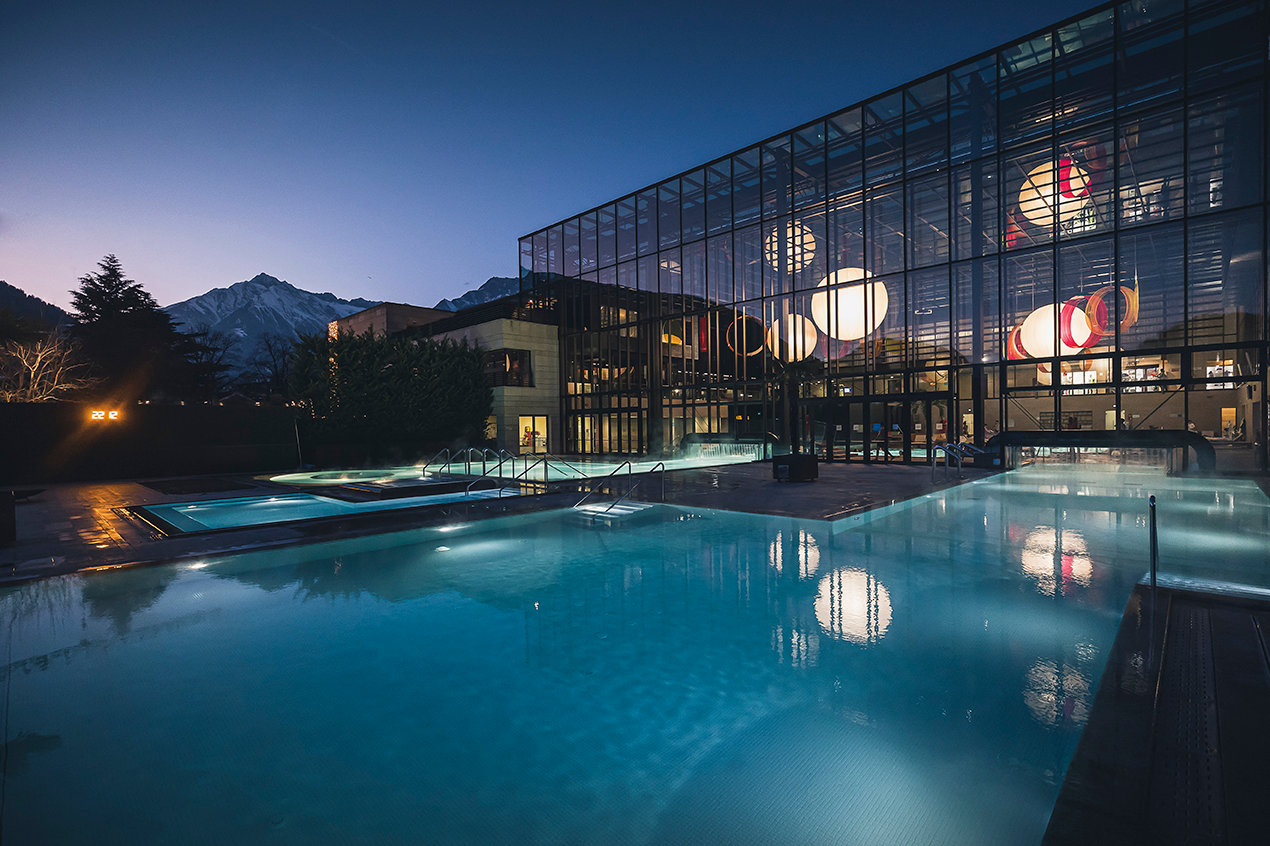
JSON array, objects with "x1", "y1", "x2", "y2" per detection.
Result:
[{"x1": 2, "y1": 0, "x2": 1097, "y2": 310}]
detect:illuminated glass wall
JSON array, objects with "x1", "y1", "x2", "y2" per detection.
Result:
[{"x1": 521, "y1": 0, "x2": 1269, "y2": 467}]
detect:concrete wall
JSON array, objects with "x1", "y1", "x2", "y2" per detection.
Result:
[{"x1": 435, "y1": 319, "x2": 559, "y2": 454}]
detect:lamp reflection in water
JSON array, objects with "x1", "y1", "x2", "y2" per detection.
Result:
[
  {"x1": 1020, "y1": 527, "x2": 1093, "y2": 597},
  {"x1": 768, "y1": 528, "x2": 821, "y2": 580},
  {"x1": 815, "y1": 568, "x2": 892, "y2": 644},
  {"x1": 1023, "y1": 658, "x2": 1090, "y2": 727}
]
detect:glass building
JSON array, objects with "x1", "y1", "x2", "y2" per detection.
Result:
[{"x1": 520, "y1": 0, "x2": 1269, "y2": 468}]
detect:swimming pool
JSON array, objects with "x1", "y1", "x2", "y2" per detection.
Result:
[
  {"x1": 130, "y1": 488, "x2": 513, "y2": 534},
  {"x1": 3, "y1": 465, "x2": 1266, "y2": 843}
]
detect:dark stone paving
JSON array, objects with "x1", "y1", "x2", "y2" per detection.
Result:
[{"x1": 1045, "y1": 586, "x2": 1270, "y2": 846}]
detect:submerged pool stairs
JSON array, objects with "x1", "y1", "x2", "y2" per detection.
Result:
[{"x1": 572, "y1": 501, "x2": 661, "y2": 527}]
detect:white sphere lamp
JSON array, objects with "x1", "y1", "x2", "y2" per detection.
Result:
[{"x1": 809, "y1": 268, "x2": 889, "y2": 341}]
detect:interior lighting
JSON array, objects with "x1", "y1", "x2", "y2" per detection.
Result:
[
  {"x1": 1017, "y1": 158, "x2": 1092, "y2": 225},
  {"x1": 766, "y1": 314, "x2": 819, "y2": 362},
  {"x1": 809, "y1": 268, "x2": 889, "y2": 341},
  {"x1": 764, "y1": 220, "x2": 818, "y2": 272}
]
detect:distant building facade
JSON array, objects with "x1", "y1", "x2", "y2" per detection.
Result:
[
  {"x1": 328, "y1": 302, "x2": 450, "y2": 339},
  {"x1": 333, "y1": 295, "x2": 561, "y2": 455},
  {"x1": 517, "y1": 0, "x2": 1270, "y2": 468}
]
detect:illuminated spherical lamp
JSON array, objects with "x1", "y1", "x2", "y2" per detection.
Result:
[
  {"x1": 1017, "y1": 301, "x2": 1094, "y2": 359},
  {"x1": 766, "y1": 313, "x2": 819, "y2": 362},
  {"x1": 1018, "y1": 158, "x2": 1092, "y2": 225},
  {"x1": 815, "y1": 568, "x2": 892, "y2": 644},
  {"x1": 809, "y1": 268, "x2": 889, "y2": 341},
  {"x1": 764, "y1": 220, "x2": 818, "y2": 272}
]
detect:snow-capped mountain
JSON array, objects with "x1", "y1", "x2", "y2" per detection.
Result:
[
  {"x1": 433, "y1": 276, "x2": 520, "y2": 311},
  {"x1": 165, "y1": 273, "x2": 379, "y2": 350}
]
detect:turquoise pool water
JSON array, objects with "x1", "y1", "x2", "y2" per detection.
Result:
[
  {"x1": 3, "y1": 465, "x2": 1267, "y2": 844},
  {"x1": 137, "y1": 488, "x2": 512, "y2": 533}
]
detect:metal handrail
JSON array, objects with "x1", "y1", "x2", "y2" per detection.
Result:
[
  {"x1": 1148, "y1": 495, "x2": 1158, "y2": 591},
  {"x1": 543, "y1": 454, "x2": 587, "y2": 478},
  {"x1": 930, "y1": 443, "x2": 963, "y2": 481},
  {"x1": 419, "y1": 448, "x2": 450, "y2": 473},
  {"x1": 576, "y1": 462, "x2": 668, "y2": 516},
  {"x1": 575, "y1": 461, "x2": 632, "y2": 509},
  {"x1": 464, "y1": 460, "x2": 507, "y2": 497}
]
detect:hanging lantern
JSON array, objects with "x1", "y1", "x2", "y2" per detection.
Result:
[
  {"x1": 1017, "y1": 300, "x2": 1097, "y2": 359},
  {"x1": 766, "y1": 313, "x2": 819, "y2": 362},
  {"x1": 1018, "y1": 158, "x2": 1092, "y2": 225},
  {"x1": 764, "y1": 220, "x2": 818, "y2": 272},
  {"x1": 809, "y1": 268, "x2": 889, "y2": 341}
]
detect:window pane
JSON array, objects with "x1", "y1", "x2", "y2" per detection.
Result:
[
  {"x1": 907, "y1": 172, "x2": 950, "y2": 268},
  {"x1": 682, "y1": 169, "x2": 706, "y2": 243},
  {"x1": 616, "y1": 197, "x2": 636, "y2": 262},
  {"x1": 1058, "y1": 126, "x2": 1114, "y2": 238},
  {"x1": 1118, "y1": 105, "x2": 1184, "y2": 226},
  {"x1": 636, "y1": 189, "x2": 656, "y2": 256},
  {"x1": 1187, "y1": 209, "x2": 1264, "y2": 346},
  {"x1": 548, "y1": 224, "x2": 563, "y2": 276},
  {"x1": 999, "y1": 34, "x2": 1054, "y2": 148},
  {"x1": 706, "y1": 161, "x2": 732, "y2": 234},
  {"x1": 1004, "y1": 144, "x2": 1055, "y2": 249},
  {"x1": 909, "y1": 267, "x2": 951, "y2": 366},
  {"x1": 580, "y1": 213, "x2": 598, "y2": 272},
  {"x1": 519, "y1": 237, "x2": 533, "y2": 288},
  {"x1": 658, "y1": 179, "x2": 681, "y2": 249},
  {"x1": 1188, "y1": 0, "x2": 1267, "y2": 93},
  {"x1": 598, "y1": 204, "x2": 616, "y2": 267},
  {"x1": 1118, "y1": 222, "x2": 1184, "y2": 351},
  {"x1": 1058, "y1": 237, "x2": 1113, "y2": 358},
  {"x1": 827, "y1": 108, "x2": 863, "y2": 199},
  {"x1": 905, "y1": 75, "x2": 948, "y2": 174},
  {"x1": 954, "y1": 258, "x2": 1000, "y2": 364},
  {"x1": 866, "y1": 186, "x2": 905, "y2": 275},
  {"x1": 1053, "y1": 9, "x2": 1114, "y2": 131},
  {"x1": 734, "y1": 224, "x2": 763, "y2": 301},
  {"x1": 950, "y1": 56, "x2": 997, "y2": 163},
  {"x1": 564, "y1": 218, "x2": 580, "y2": 277},
  {"x1": 1004, "y1": 248, "x2": 1055, "y2": 362},
  {"x1": 953, "y1": 159, "x2": 1000, "y2": 259},
  {"x1": 863, "y1": 93, "x2": 903, "y2": 185},
  {"x1": 762, "y1": 136, "x2": 792, "y2": 219},
  {"x1": 792, "y1": 122, "x2": 827, "y2": 209},
  {"x1": 1117, "y1": 0, "x2": 1184, "y2": 111},
  {"x1": 683, "y1": 240, "x2": 706, "y2": 304},
  {"x1": 1187, "y1": 85, "x2": 1264, "y2": 216},
  {"x1": 533, "y1": 230, "x2": 548, "y2": 275},
  {"x1": 733, "y1": 148, "x2": 762, "y2": 227},
  {"x1": 828, "y1": 194, "x2": 865, "y2": 273},
  {"x1": 707, "y1": 233, "x2": 733, "y2": 305}
]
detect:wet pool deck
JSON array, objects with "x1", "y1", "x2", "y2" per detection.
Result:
[{"x1": 3, "y1": 460, "x2": 1268, "y2": 842}]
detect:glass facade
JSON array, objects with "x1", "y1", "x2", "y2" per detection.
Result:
[{"x1": 520, "y1": 0, "x2": 1269, "y2": 467}]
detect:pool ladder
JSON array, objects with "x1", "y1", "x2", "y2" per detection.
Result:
[{"x1": 574, "y1": 461, "x2": 666, "y2": 521}]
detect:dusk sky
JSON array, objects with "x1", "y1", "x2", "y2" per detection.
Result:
[{"x1": 4, "y1": 0, "x2": 1097, "y2": 311}]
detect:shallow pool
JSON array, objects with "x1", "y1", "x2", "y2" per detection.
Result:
[{"x1": 2, "y1": 465, "x2": 1266, "y2": 843}]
